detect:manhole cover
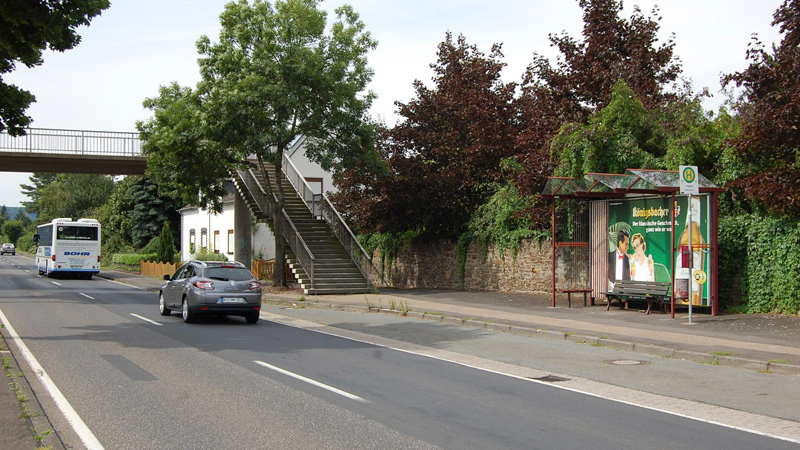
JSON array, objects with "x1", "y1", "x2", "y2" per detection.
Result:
[{"x1": 604, "y1": 359, "x2": 651, "y2": 366}]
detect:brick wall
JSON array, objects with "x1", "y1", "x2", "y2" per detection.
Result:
[{"x1": 369, "y1": 238, "x2": 565, "y2": 293}]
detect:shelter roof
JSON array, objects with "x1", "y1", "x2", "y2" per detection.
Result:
[{"x1": 541, "y1": 169, "x2": 720, "y2": 199}]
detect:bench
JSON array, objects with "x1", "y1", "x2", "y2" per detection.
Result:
[
  {"x1": 602, "y1": 280, "x2": 670, "y2": 315},
  {"x1": 561, "y1": 289, "x2": 593, "y2": 308}
]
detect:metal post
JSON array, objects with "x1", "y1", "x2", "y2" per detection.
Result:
[
  {"x1": 551, "y1": 198, "x2": 556, "y2": 308},
  {"x1": 688, "y1": 195, "x2": 693, "y2": 324}
]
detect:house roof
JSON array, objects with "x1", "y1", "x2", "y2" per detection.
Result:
[{"x1": 541, "y1": 169, "x2": 720, "y2": 199}]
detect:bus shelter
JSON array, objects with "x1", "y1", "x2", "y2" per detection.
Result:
[{"x1": 541, "y1": 169, "x2": 722, "y2": 317}]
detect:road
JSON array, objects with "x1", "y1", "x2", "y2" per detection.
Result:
[{"x1": 1, "y1": 254, "x2": 798, "y2": 449}]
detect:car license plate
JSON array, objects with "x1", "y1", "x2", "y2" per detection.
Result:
[{"x1": 219, "y1": 297, "x2": 246, "y2": 304}]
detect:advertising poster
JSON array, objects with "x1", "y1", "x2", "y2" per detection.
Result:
[{"x1": 607, "y1": 195, "x2": 710, "y2": 307}]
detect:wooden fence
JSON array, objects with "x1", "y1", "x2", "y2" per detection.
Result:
[
  {"x1": 139, "y1": 259, "x2": 295, "y2": 282},
  {"x1": 140, "y1": 260, "x2": 179, "y2": 279},
  {"x1": 251, "y1": 259, "x2": 296, "y2": 282}
]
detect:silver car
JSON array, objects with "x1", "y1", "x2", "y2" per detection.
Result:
[
  {"x1": 159, "y1": 261, "x2": 262, "y2": 323},
  {"x1": 1, "y1": 243, "x2": 15, "y2": 255}
]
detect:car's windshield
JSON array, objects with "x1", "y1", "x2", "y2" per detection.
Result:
[{"x1": 203, "y1": 267, "x2": 253, "y2": 281}]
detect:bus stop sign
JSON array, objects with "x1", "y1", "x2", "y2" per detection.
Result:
[{"x1": 680, "y1": 165, "x2": 699, "y2": 195}]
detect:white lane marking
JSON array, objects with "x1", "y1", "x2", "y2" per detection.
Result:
[
  {"x1": 253, "y1": 360, "x2": 369, "y2": 404},
  {"x1": 51, "y1": 281, "x2": 61, "y2": 286},
  {"x1": 0, "y1": 308, "x2": 105, "y2": 450},
  {"x1": 261, "y1": 310, "x2": 800, "y2": 445},
  {"x1": 79, "y1": 293, "x2": 95, "y2": 300},
  {"x1": 130, "y1": 313, "x2": 162, "y2": 326}
]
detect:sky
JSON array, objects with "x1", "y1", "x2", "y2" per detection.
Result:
[{"x1": 0, "y1": 0, "x2": 785, "y2": 208}]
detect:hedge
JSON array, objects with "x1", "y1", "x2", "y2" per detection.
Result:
[{"x1": 718, "y1": 214, "x2": 800, "y2": 314}]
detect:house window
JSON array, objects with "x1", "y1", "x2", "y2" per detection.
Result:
[
  {"x1": 213, "y1": 230, "x2": 220, "y2": 254},
  {"x1": 189, "y1": 229, "x2": 196, "y2": 254},
  {"x1": 200, "y1": 228, "x2": 207, "y2": 252},
  {"x1": 227, "y1": 230, "x2": 234, "y2": 255}
]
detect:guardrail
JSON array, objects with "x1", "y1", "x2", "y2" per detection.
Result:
[
  {"x1": 282, "y1": 153, "x2": 371, "y2": 285},
  {"x1": 0, "y1": 127, "x2": 141, "y2": 156}
]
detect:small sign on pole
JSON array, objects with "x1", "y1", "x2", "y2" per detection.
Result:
[{"x1": 679, "y1": 165, "x2": 699, "y2": 195}]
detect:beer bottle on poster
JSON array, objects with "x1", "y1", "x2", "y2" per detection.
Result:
[{"x1": 675, "y1": 197, "x2": 705, "y2": 305}]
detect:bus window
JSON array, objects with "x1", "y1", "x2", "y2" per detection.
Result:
[{"x1": 57, "y1": 226, "x2": 99, "y2": 241}]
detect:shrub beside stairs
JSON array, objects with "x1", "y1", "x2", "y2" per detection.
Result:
[{"x1": 235, "y1": 163, "x2": 371, "y2": 295}]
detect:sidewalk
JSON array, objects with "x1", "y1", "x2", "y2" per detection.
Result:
[{"x1": 260, "y1": 287, "x2": 800, "y2": 376}]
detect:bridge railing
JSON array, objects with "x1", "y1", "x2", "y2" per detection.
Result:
[{"x1": 0, "y1": 128, "x2": 141, "y2": 156}]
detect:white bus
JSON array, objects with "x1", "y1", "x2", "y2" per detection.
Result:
[{"x1": 35, "y1": 218, "x2": 101, "y2": 279}]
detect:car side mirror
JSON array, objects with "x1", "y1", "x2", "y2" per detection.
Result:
[
  {"x1": 33, "y1": 234, "x2": 40, "y2": 244},
  {"x1": 163, "y1": 275, "x2": 171, "y2": 281}
]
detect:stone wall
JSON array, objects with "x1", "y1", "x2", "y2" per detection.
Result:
[{"x1": 369, "y1": 238, "x2": 563, "y2": 293}]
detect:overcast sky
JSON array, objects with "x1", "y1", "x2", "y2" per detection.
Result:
[{"x1": 1, "y1": 0, "x2": 784, "y2": 207}]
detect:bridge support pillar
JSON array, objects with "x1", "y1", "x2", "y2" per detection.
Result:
[{"x1": 234, "y1": 192, "x2": 252, "y2": 269}]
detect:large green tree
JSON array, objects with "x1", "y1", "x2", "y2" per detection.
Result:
[
  {"x1": 20, "y1": 172, "x2": 57, "y2": 215},
  {"x1": 723, "y1": 0, "x2": 800, "y2": 220},
  {"x1": 139, "y1": 0, "x2": 377, "y2": 285},
  {"x1": 0, "y1": 0, "x2": 110, "y2": 135},
  {"x1": 34, "y1": 173, "x2": 114, "y2": 222}
]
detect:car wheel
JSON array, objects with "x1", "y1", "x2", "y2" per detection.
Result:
[
  {"x1": 245, "y1": 312, "x2": 259, "y2": 324},
  {"x1": 181, "y1": 298, "x2": 195, "y2": 323},
  {"x1": 159, "y1": 292, "x2": 171, "y2": 316}
]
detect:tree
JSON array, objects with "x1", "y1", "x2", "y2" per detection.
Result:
[
  {"x1": 20, "y1": 173, "x2": 57, "y2": 215},
  {"x1": 512, "y1": 0, "x2": 683, "y2": 228},
  {"x1": 723, "y1": 0, "x2": 800, "y2": 220},
  {"x1": 0, "y1": 206, "x2": 9, "y2": 229},
  {"x1": 35, "y1": 174, "x2": 114, "y2": 222},
  {"x1": 156, "y1": 221, "x2": 176, "y2": 264},
  {"x1": 333, "y1": 33, "x2": 518, "y2": 237},
  {"x1": 0, "y1": 0, "x2": 110, "y2": 135},
  {"x1": 2, "y1": 220, "x2": 25, "y2": 244},
  {"x1": 140, "y1": 0, "x2": 377, "y2": 286},
  {"x1": 127, "y1": 177, "x2": 181, "y2": 249},
  {"x1": 13, "y1": 207, "x2": 32, "y2": 229}
]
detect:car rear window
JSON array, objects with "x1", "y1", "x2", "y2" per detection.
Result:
[{"x1": 203, "y1": 267, "x2": 253, "y2": 281}]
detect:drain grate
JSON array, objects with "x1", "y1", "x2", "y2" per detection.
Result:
[
  {"x1": 529, "y1": 375, "x2": 571, "y2": 382},
  {"x1": 604, "y1": 359, "x2": 651, "y2": 366}
]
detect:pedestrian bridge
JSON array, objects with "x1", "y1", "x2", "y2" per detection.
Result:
[{"x1": 0, "y1": 128, "x2": 146, "y2": 174}]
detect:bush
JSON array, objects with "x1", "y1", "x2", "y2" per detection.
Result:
[
  {"x1": 16, "y1": 231, "x2": 36, "y2": 253},
  {"x1": 112, "y1": 253, "x2": 158, "y2": 265},
  {"x1": 719, "y1": 214, "x2": 800, "y2": 314},
  {"x1": 191, "y1": 251, "x2": 227, "y2": 262}
]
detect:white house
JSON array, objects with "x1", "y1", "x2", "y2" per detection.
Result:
[
  {"x1": 178, "y1": 192, "x2": 275, "y2": 263},
  {"x1": 178, "y1": 138, "x2": 334, "y2": 263}
]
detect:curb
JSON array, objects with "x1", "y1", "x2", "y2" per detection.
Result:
[
  {"x1": 0, "y1": 328, "x2": 65, "y2": 450},
  {"x1": 263, "y1": 298, "x2": 800, "y2": 376}
]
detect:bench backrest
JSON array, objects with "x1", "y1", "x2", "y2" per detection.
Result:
[{"x1": 610, "y1": 280, "x2": 671, "y2": 297}]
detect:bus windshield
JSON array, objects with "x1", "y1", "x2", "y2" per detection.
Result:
[{"x1": 57, "y1": 226, "x2": 99, "y2": 241}]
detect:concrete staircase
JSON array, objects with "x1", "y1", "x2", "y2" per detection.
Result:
[{"x1": 235, "y1": 163, "x2": 371, "y2": 295}]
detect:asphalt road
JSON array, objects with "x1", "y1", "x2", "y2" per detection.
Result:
[{"x1": 1, "y1": 254, "x2": 798, "y2": 449}]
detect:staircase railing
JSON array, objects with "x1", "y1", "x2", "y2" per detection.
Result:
[
  {"x1": 282, "y1": 153, "x2": 372, "y2": 285},
  {"x1": 236, "y1": 168, "x2": 270, "y2": 218},
  {"x1": 235, "y1": 167, "x2": 315, "y2": 288}
]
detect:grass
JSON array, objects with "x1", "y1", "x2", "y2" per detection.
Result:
[
  {"x1": 768, "y1": 359, "x2": 790, "y2": 364},
  {"x1": 297, "y1": 295, "x2": 306, "y2": 302},
  {"x1": 389, "y1": 299, "x2": 409, "y2": 316},
  {"x1": 709, "y1": 351, "x2": 736, "y2": 356},
  {"x1": 362, "y1": 296, "x2": 380, "y2": 311}
]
